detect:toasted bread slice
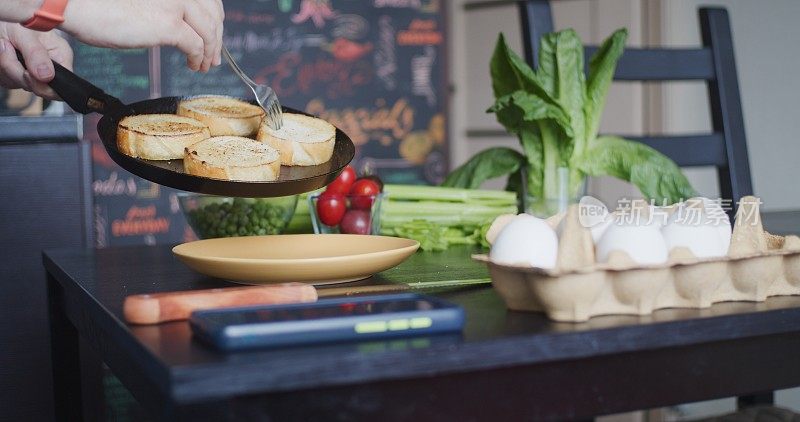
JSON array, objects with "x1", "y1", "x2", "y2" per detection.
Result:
[
  {"x1": 177, "y1": 96, "x2": 265, "y2": 137},
  {"x1": 117, "y1": 114, "x2": 210, "y2": 160},
  {"x1": 184, "y1": 136, "x2": 281, "y2": 182},
  {"x1": 256, "y1": 113, "x2": 335, "y2": 166}
]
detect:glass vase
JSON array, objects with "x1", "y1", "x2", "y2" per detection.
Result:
[{"x1": 522, "y1": 167, "x2": 586, "y2": 218}]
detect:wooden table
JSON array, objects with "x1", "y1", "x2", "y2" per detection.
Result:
[{"x1": 44, "y1": 220, "x2": 800, "y2": 420}]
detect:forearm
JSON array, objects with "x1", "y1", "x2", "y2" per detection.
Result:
[
  {"x1": 0, "y1": 0, "x2": 43, "y2": 23},
  {"x1": 0, "y1": 0, "x2": 105, "y2": 41},
  {"x1": 59, "y1": 0, "x2": 97, "y2": 39},
  {"x1": 41, "y1": 0, "x2": 222, "y2": 72}
]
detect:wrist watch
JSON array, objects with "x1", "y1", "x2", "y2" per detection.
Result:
[{"x1": 22, "y1": 0, "x2": 68, "y2": 32}]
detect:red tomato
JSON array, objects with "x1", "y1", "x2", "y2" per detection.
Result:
[
  {"x1": 340, "y1": 209, "x2": 371, "y2": 234},
  {"x1": 316, "y1": 192, "x2": 346, "y2": 226},
  {"x1": 349, "y1": 179, "x2": 381, "y2": 209},
  {"x1": 325, "y1": 166, "x2": 356, "y2": 195},
  {"x1": 357, "y1": 175, "x2": 384, "y2": 192}
]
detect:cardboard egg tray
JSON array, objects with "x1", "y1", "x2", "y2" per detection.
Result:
[{"x1": 473, "y1": 196, "x2": 800, "y2": 322}]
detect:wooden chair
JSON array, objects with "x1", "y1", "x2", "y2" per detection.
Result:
[
  {"x1": 520, "y1": 0, "x2": 766, "y2": 410},
  {"x1": 518, "y1": 1, "x2": 754, "y2": 213}
]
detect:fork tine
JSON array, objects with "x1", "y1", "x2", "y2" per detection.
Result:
[
  {"x1": 264, "y1": 101, "x2": 282, "y2": 130},
  {"x1": 268, "y1": 98, "x2": 283, "y2": 130},
  {"x1": 271, "y1": 101, "x2": 282, "y2": 118},
  {"x1": 267, "y1": 108, "x2": 276, "y2": 126}
]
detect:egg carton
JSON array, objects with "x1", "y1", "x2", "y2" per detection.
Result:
[{"x1": 473, "y1": 196, "x2": 800, "y2": 322}]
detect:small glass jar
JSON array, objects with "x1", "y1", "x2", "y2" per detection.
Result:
[
  {"x1": 522, "y1": 167, "x2": 586, "y2": 218},
  {"x1": 309, "y1": 192, "x2": 385, "y2": 235}
]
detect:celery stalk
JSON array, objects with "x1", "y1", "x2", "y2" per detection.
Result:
[
  {"x1": 381, "y1": 200, "x2": 516, "y2": 216},
  {"x1": 384, "y1": 184, "x2": 516, "y2": 203}
]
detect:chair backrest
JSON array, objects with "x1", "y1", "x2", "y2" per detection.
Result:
[{"x1": 518, "y1": 0, "x2": 753, "y2": 208}]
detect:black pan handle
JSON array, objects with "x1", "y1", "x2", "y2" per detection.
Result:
[{"x1": 15, "y1": 49, "x2": 127, "y2": 115}]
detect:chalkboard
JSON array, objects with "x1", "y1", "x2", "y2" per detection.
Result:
[
  {"x1": 161, "y1": 0, "x2": 449, "y2": 185},
  {"x1": 74, "y1": 45, "x2": 193, "y2": 247},
  {"x1": 74, "y1": 0, "x2": 449, "y2": 247},
  {"x1": 72, "y1": 45, "x2": 150, "y2": 100}
]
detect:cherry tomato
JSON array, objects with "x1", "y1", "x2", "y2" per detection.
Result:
[
  {"x1": 316, "y1": 192, "x2": 346, "y2": 226},
  {"x1": 325, "y1": 165, "x2": 356, "y2": 195},
  {"x1": 357, "y1": 175, "x2": 384, "y2": 192},
  {"x1": 349, "y1": 179, "x2": 381, "y2": 209},
  {"x1": 340, "y1": 209, "x2": 371, "y2": 234}
]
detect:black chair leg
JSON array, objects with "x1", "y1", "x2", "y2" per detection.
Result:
[{"x1": 737, "y1": 391, "x2": 774, "y2": 410}]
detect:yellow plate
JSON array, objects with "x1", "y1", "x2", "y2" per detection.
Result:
[{"x1": 172, "y1": 234, "x2": 420, "y2": 285}]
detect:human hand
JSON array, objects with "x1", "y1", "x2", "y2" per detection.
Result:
[
  {"x1": 62, "y1": 0, "x2": 224, "y2": 72},
  {"x1": 0, "y1": 23, "x2": 73, "y2": 100}
]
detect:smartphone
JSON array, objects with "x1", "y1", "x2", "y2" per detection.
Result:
[{"x1": 189, "y1": 293, "x2": 465, "y2": 351}]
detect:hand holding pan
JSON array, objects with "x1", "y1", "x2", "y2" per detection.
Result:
[{"x1": 15, "y1": 51, "x2": 355, "y2": 198}]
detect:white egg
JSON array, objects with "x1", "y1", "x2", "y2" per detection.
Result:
[
  {"x1": 662, "y1": 220, "x2": 726, "y2": 258},
  {"x1": 590, "y1": 214, "x2": 614, "y2": 243},
  {"x1": 596, "y1": 223, "x2": 669, "y2": 265},
  {"x1": 661, "y1": 204, "x2": 727, "y2": 258},
  {"x1": 717, "y1": 222, "x2": 732, "y2": 253},
  {"x1": 647, "y1": 205, "x2": 672, "y2": 228},
  {"x1": 698, "y1": 197, "x2": 732, "y2": 253},
  {"x1": 490, "y1": 214, "x2": 558, "y2": 269}
]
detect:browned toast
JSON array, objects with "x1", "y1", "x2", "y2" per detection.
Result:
[{"x1": 117, "y1": 114, "x2": 210, "y2": 160}]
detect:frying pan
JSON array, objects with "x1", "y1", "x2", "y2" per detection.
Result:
[{"x1": 20, "y1": 53, "x2": 355, "y2": 197}]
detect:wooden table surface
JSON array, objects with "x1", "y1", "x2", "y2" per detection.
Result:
[{"x1": 42, "y1": 212, "x2": 800, "y2": 421}]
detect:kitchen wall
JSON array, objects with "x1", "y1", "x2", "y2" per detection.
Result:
[{"x1": 658, "y1": 0, "x2": 800, "y2": 211}]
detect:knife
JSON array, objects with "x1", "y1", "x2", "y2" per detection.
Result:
[{"x1": 124, "y1": 278, "x2": 490, "y2": 325}]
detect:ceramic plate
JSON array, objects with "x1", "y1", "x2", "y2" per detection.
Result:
[{"x1": 172, "y1": 234, "x2": 420, "y2": 285}]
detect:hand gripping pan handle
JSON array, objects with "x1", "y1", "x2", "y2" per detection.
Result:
[{"x1": 15, "y1": 49, "x2": 128, "y2": 115}]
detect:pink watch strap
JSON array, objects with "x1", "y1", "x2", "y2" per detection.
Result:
[{"x1": 22, "y1": 0, "x2": 68, "y2": 32}]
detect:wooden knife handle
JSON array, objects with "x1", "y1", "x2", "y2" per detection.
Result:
[{"x1": 123, "y1": 283, "x2": 318, "y2": 325}]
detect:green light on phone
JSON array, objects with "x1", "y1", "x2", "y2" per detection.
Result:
[
  {"x1": 410, "y1": 317, "x2": 433, "y2": 329},
  {"x1": 388, "y1": 319, "x2": 410, "y2": 331},
  {"x1": 355, "y1": 321, "x2": 388, "y2": 334}
]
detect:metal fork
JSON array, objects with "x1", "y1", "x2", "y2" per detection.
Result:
[{"x1": 222, "y1": 45, "x2": 283, "y2": 130}]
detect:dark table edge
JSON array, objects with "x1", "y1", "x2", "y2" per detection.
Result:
[
  {"x1": 169, "y1": 300, "x2": 800, "y2": 403},
  {"x1": 42, "y1": 250, "x2": 175, "y2": 402},
  {"x1": 42, "y1": 247, "x2": 800, "y2": 406}
]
